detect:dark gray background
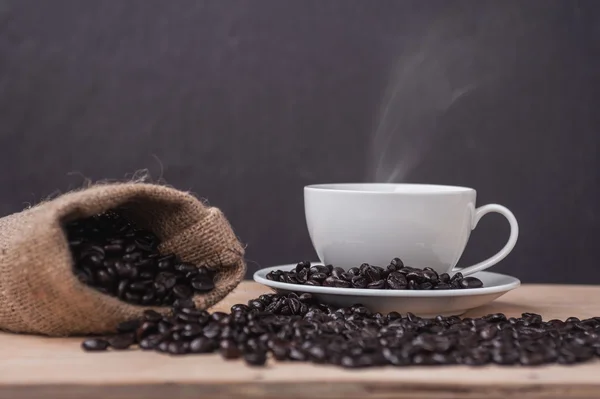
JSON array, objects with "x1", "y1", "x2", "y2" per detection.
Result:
[{"x1": 0, "y1": 0, "x2": 598, "y2": 283}]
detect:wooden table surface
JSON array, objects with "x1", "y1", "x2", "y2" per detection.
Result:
[{"x1": 1, "y1": 282, "x2": 600, "y2": 399}]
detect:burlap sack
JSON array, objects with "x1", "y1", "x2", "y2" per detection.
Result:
[{"x1": 0, "y1": 183, "x2": 246, "y2": 336}]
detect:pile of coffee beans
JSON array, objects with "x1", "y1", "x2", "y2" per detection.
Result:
[
  {"x1": 82, "y1": 291, "x2": 600, "y2": 368},
  {"x1": 266, "y1": 260, "x2": 484, "y2": 290},
  {"x1": 66, "y1": 210, "x2": 215, "y2": 306}
]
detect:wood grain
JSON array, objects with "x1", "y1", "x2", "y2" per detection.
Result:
[{"x1": 1, "y1": 282, "x2": 600, "y2": 399}]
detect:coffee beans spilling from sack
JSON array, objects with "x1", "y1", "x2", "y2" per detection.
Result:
[
  {"x1": 266, "y1": 260, "x2": 484, "y2": 290},
  {"x1": 66, "y1": 211, "x2": 216, "y2": 306},
  {"x1": 0, "y1": 183, "x2": 246, "y2": 336},
  {"x1": 82, "y1": 291, "x2": 600, "y2": 368}
]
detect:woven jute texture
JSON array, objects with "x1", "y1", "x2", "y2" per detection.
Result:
[{"x1": 0, "y1": 183, "x2": 246, "y2": 336}]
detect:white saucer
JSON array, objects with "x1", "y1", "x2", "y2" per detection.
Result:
[{"x1": 253, "y1": 263, "x2": 521, "y2": 317}]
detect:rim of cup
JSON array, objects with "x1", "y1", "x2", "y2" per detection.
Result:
[{"x1": 304, "y1": 183, "x2": 474, "y2": 195}]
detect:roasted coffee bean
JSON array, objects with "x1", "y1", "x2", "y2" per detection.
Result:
[
  {"x1": 439, "y1": 273, "x2": 450, "y2": 283},
  {"x1": 331, "y1": 267, "x2": 345, "y2": 279},
  {"x1": 95, "y1": 270, "x2": 113, "y2": 285},
  {"x1": 82, "y1": 338, "x2": 110, "y2": 351},
  {"x1": 406, "y1": 270, "x2": 427, "y2": 283},
  {"x1": 156, "y1": 272, "x2": 177, "y2": 290},
  {"x1": 175, "y1": 262, "x2": 198, "y2": 273},
  {"x1": 157, "y1": 341, "x2": 170, "y2": 353},
  {"x1": 450, "y1": 272, "x2": 464, "y2": 283},
  {"x1": 66, "y1": 211, "x2": 215, "y2": 306},
  {"x1": 244, "y1": 350, "x2": 268, "y2": 366},
  {"x1": 129, "y1": 280, "x2": 152, "y2": 292},
  {"x1": 364, "y1": 267, "x2": 382, "y2": 282},
  {"x1": 367, "y1": 280, "x2": 386, "y2": 289},
  {"x1": 203, "y1": 322, "x2": 221, "y2": 339},
  {"x1": 423, "y1": 269, "x2": 439, "y2": 283},
  {"x1": 323, "y1": 276, "x2": 337, "y2": 287},
  {"x1": 265, "y1": 259, "x2": 483, "y2": 290},
  {"x1": 297, "y1": 267, "x2": 309, "y2": 282},
  {"x1": 189, "y1": 337, "x2": 214, "y2": 353},
  {"x1": 108, "y1": 333, "x2": 135, "y2": 350},
  {"x1": 139, "y1": 334, "x2": 163, "y2": 350},
  {"x1": 191, "y1": 278, "x2": 215, "y2": 292},
  {"x1": 460, "y1": 277, "x2": 484, "y2": 289},
  {"x1": 117, "y1": 319, "x2": 141, "y2": 333},
  {"x1": 125, "y1": 292, "x2": 142, "y2": 303},
  {"x1": 220, "y1": 339, "x2": 242, "y2": 359},
  {"x1": 340, "y1": 272, "x2": 354, "y2": 282},
  {"x1": 143, "y1": 309, "x2": 162, "y2": 323},
  {"x1": 167, "y1": 341, "x2": 188, "y2": 355},
  {"x1": 332, "y1": 278, "x2": 352, "y2": 288},
  {"x1": 173, "y1": 284, "x2": 193, "y2": 299},
  {"x1": 387, "y1": 272, "x2": 407, "y2": 289},
  {"x1": 135, "y1": 321, "x2": 158, "y2": 341}
]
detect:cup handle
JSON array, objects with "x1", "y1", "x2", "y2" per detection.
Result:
[{"x1": 453, "y1": 204, "x2": 519, "y2": 276}]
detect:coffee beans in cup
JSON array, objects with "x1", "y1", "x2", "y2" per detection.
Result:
[
  {"x1": 265, "y1": 259, "x2": 484, "y2": 290},
  {"x1": 81, "y1": 291, "x2": 600, "y2": 368},
  {"x1": 66, "y1": 210, "x2": 216, "y2": 306}
]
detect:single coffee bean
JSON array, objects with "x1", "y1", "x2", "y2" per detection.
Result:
[
  {"x1": 108, "y1": 333, "x2": 135, "y2": 350},
  {"x1": 82, "y1": 338, "x2": 110, "y2": 351},
  {"x1": 135, "y1": 322, "x2": 157, "y2": 343},
  {"x1": 173, "y1": 298, "x2": 195, "y2": 309},
  {"x1": 157, "y1": 341, "x2": 170, "y2": 353},
  {"x1": 387, "y1": 272, "x2": 407, "y2": 289},
  {"x1": 141, "y1": 291, "x2": 156, "y2": 305},
  {"x1": 117, "y1": 319, "x2": 141, "y2": 333},
  {"x1": 367, "y1": 280, "x2": 385, "y2": 289},
  {"x1": 142, "y1": 310, "x2": 162, "y2": 323},
  {"x1": 439, "y1": 273, "x2": 450, "y2": 283},
  {"x1": 124, "y1": 292, "x2": 142, "y2": 304},
  {"x1": 244, "y1": 350, "x2": 268, "y2": 366},
  {"x1": 175, "y1": 262, "x2": 198, "y2": 273},
  {"x1": 248, "y1": 299, "x2": 265, "y2": 311},
  {"x1": 351, "y1": 275, "x2": 368, "y2": 288},
  {"x1": 479, "y1": 325, "x2": 498, "y2": 340},
  {"x1": 332, "y1": 278, "x2": 352, "y2": 288},
  {"x1": 167, "y1": 341, "x2": 188, "y2": 355},
  {"x1": 95, "y1": 269, "x2": 113, "y2": 285},
  {"x1": 189, "y1": 337, "x2": 214, "y2": 353},
  {"x1": 203, "y1": 322, "x2": 221, "y2": 339},
  {"x1": 173, "y1": 285, "x2": 193, "y2": 299},
  {"x1": 139, "y1": 334, "x2": 163, "y2": 350},
  {"x1": 323, "y1": 276, "x2": 337, "y2": 287},
  {"x1": 220, "y1": 339, "x2": 242, "y2": 359},
  {"x1": 460, "y1": 277, "x2": 484, "y2": 289},
  {"x1": 129, "y1": 280, "x2": 152, "y2": 292},
  {"x1": 191, "y1": 278, "x2": 215, "y2": 292}
]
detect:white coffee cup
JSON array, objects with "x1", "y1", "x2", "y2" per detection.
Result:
[{"x1": 304, "y1": 183, "x2": 518, "y2": 276}]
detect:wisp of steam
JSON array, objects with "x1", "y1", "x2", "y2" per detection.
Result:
[{"x1": 368, "y1": 18, "x2": 482, "y2": 183}]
